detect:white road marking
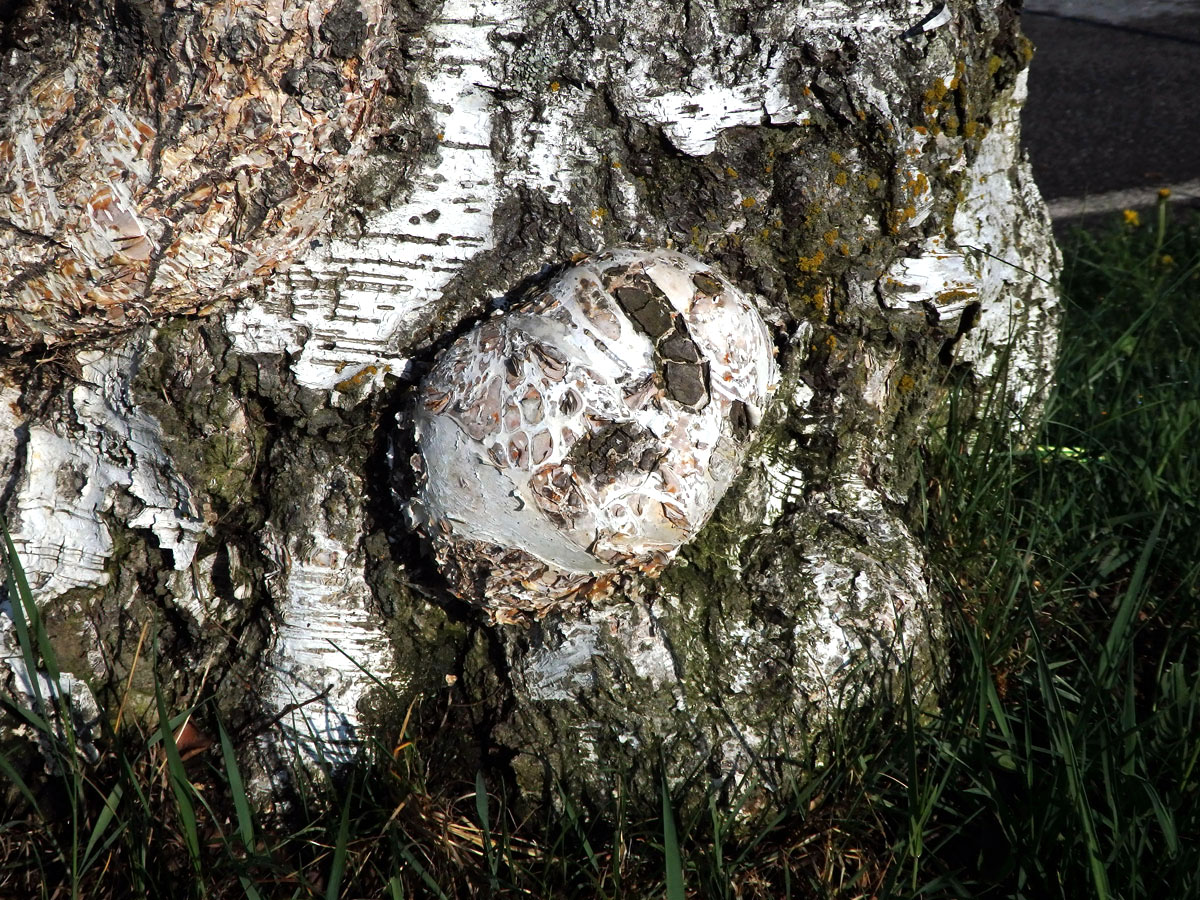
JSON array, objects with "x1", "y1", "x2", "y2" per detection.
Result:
[
  {"x1": 1046, "y1": 178, "x2": 1200, "y2": 220},
  {"x1": 1025, "y1": 0, "x2": 1198, "y2": 23}
]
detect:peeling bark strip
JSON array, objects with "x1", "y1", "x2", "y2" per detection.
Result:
[
  {"x1": 11, "y1": 339, "x2": 205, "y2": 599},
  {"x1": 256, "y1": 478, "x2": 393, "y2": 770},
  {"x1": 1, "y1": 0, "x2": 1060, "y2": 813},
  {"x1": 0, "y1": 0, "x2": 390, "y2": 351},
  {"x1": 227, "y1": 0, "x2": 507, "y2": 389}
]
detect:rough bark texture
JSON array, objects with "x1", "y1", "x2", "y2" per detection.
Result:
[
  {"x1": 0, "y1": 0, "x2": 1059, "y2": 814},
  {"x1": 0, "y1": 0, "x2": 390, "y2": 348}
]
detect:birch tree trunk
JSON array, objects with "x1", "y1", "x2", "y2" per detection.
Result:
[{"x1": 0, "y1": 0, "x2": 1058, "y2": 812}]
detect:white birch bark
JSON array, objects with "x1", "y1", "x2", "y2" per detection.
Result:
[{"x1": 0, "y1": 0, "x2": 1058, "y2": 808}]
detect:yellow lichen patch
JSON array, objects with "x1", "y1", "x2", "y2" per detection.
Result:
[
  {"x1": 889, "y1": 206, "x2": 918, "y2": 233},
  {"x1": 866, "y1": 173, "x2": 881, "y2": 191},
  {"x1": 741, "y1": 196, "x2": 756, "y2": 208},
  {"x1": 823, "y1": 228, "x2": 839, "y2": 247},
  {"x1": 962, "y1": 120, "x2": 979, "y2": 139},
  {"x1": 335, "y1": 364, "x2": 382, "y2": 392},
  {"x1": 797, "y1": 250, "x2": 825, "y2": 273},
  {"x1": 830, "y1": 151, "x2": 843, "y2": 165},
  {"x1": 796, "y1": 295, "x2": 820, "y2": 314},
  {"x1": 935, "y1": 289, "x2": 976, "y2": 305},
  {"x1": 550, "y1": 81, "x2": 561, "y2": 92},
  {"x1": 987, "y1": 55, "x2": 1003, "y2": 76},
  {"x1": 725, "y1": 166, "x2": 739, "y2": 179},
  {"x1": 924, "y1": 79, "x2": 948, "y2": 104},
  {"x1": 903, "y1": 173, "x2": 930, "y2": 197},
  {"x1": 897, "y1": 374, "x2": 916, "y2": 395},
  {"x1": 835, "y1": 171, "x2": 848, "y2": 186}
]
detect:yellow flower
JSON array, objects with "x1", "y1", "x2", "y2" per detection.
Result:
[
  {"x1": 1158, "y1": 187, "x2": 1171, "y2": 199},
  {"x1": 1160, "y1": 254, "x2": 1175, "y2": 267},
  {"x1": 1122, "y1": 209, "x2": 1141, "y2": 226}
]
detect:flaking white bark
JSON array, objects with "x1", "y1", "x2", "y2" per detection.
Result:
[
  {"x1": 227, "y1": 0, "x2": 505, "y2": 390},
  {"x1": 9, "y1": 341, "x2": 205, "y2": 600}
]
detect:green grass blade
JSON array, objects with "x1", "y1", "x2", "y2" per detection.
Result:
[
  {"x1": 218, "y1": 720, "x2": 256, "y2": 852},
  {"x1": 1100, "y1": 508, "x2": 1165, "y2": 684},
  {"x1": 1034, "y1": 634, "x2": 1111, "y2": 900},
  {"x1": 0, "y1": 522, "x2": 35, "y2": 613},
  {"x1": 474, "y1": 768, "x2": 490, "y2": 839},
  {"x1": 325, "y1": 780, "x2": 352, "y2": 900},
  {"x1": 474, "y1": 769, "x2": 499, "y2": 888},
  {"x1": 553, "y1": 776, "x2": 601, "y2": 874},
  {"x1": 0, "y1": 691, "x2": 55, "y2": 736},
  {"x1": 1142, "y1": 781, "x2": 1180, "y2": 856},
  {"x1": 237, "y1": 874, "x2": 265, "y2": 900},
  {"x1": 661, "y1": 778, "x2": 685, "y2": 900},
  {"x1": 2, "y1": 524, "x2": 46, "y2": 714},
  {"x1": 0, "y1": 749, "x2": 43, "y2": 818},
  {"x1": 397, "y1": 843, "x2": 449, "y2": 900},
  {"x1": 2, "y1": 522, "x2": 65, "y2": 689},
  {"x1": 79, "y1": 781, "x2": 125, "y2": 875},
  {"x1": 152, "y1": 664, "x2": 201, "y2": 874}
]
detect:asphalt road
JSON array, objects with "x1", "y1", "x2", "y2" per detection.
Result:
[{"x1": 1020, "y1": 0, "x2": 1200, "y2": 217}]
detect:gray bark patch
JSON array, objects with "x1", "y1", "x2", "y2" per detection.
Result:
[{"x1": 320, "y1": 0, "x2": 367, "y2": 59}]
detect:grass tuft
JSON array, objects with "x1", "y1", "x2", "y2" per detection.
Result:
[{"x1": 0, "y1": 208, "x2": 1198, "y2": 897}]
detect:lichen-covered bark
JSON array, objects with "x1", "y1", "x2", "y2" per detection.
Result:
[{"x1": 0, "y1": 0, "x2": 1058, "y2": 814}]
